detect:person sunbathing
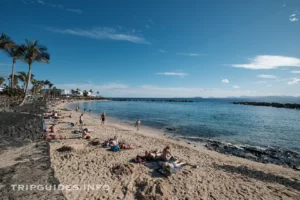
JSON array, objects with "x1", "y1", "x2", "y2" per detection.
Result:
[
  {"x1": 82, "y1": 128, "x2": 91, "y2": 139},
  {"x1": 45, "y1": 134, "x2": 66, "y2": 141},
  {"x1": 108, "y1": 135, "x2": 119, "y2": 147},
  {"x1": 144, "y1": 150, "x2": 162, "y2": 161},
  {"x1": 119, "y1": 143, "x2": 142, "y2": 149},
  {"x1": 46, "y1": 124, "x2": 60, "y2": 133}
]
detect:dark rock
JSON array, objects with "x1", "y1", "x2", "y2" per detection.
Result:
[
  {"x1": 205, "y1": 141, "x2": 300, "y2": 171},
  {"x1": 233, "y1": 101, "x2": 300, "y2": 110}
]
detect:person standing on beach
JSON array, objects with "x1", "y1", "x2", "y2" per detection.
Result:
[
  {"x1": 101, "y1": 112, "x2": 106, "y2": 125},
  {"x1": 84, "y1": 108, "x2": 86, "y2": 112},
  {"x1": 79, "y1": 114, "x2": 84, "y2": 130},
  {"x1": 135, "y1": 119, "x2": 141, "y2": 131},
  {"x1": 89, "y1": 108, "x2": 92, "y2": 113},
  {"x1": 76, "y1": 106, "x2": 79, "y2": 112}
]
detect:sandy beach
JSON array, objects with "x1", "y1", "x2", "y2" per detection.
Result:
[{"x1": 48, "y1": 101, "x2": 300, "y2": 200}]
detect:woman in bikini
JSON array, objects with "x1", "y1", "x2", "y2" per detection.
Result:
[{"x1": 119, "y1": 143, "x2": 142, "y2": 149}]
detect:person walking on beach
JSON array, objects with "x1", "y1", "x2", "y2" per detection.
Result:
[
  {"x1": 79, "y1": 114, "x2": 84, "y2": 130},
  {"x1": 101, "y1": 112, "x2": 106, "y2": 125},
  {"x1": 76, "y1": 106, "x2": 79, "y2": 112},
  {"x1": 89, "y1": 108, "x2": 92, "y2": 113},
  {"x1": 135, "y1": 119, "x2": 141, "y2": 131},
  {"x1": 84, "y1": 108, "x2": 86, "y2": 112}
]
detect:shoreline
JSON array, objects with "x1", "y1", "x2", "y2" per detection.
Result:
[
  {"x1": 64, "y1": 100, "x2": 300, "y2": 170},
  {"x1": 48, "y1": 100, "x2": 300, "y2": 199}
]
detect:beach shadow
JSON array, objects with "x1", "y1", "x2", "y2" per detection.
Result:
[
  {"x1": 214, "y1": 164, "x2": 300, "y2": 191},
  {"x1": 150, "y1": 169, "x2": 165, "y2": 178}
]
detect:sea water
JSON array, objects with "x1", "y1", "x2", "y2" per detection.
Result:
[{"x1": 66, "y1": 97, "x2": 300, "y2": 151}]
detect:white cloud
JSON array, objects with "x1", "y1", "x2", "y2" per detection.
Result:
[
  {"x1": 156, "y1": 72, "x2": 188, "y2": 77},
  {"x1": 233, "y1": 85, "x2": 240, "y2": 89},
  {"x1": 37, "y1": 0, "x2": 44, "y2": 4},
  {"x1": 289, "y1": 17, "x2": 299, "y2": 22},
  {"x1": 291, "y1": 70, "x2": 300, "y2": 74},
  {"x1": 290, "y1": 14, "x2": 296, "y2": 17},
  {"x1": 145, "y1": 25, "x2": 150, "y2": 28},
  {"x1": 232, "y1": 55, "x2": 300, "y2": 69},
  {"x1": 21, "y1": 0, "x2": 82, "y2": 14},
  {"x1": 282, "y1": 4, "x2": 286, "y2": 7},
  {"x1": 222, "y1": 79, "x2": 229, "y2": 83},
  {"x1": 266, "y1": 84, "x2": 272, "y2": 87},
  {"x1": 159, "y1": 50, "x2": 166, "y2": 53},
  {"x1": 46, "y1": 27, "x2": 150, "y2": 44},
  {"x1": 257, "y1": 74, "x2": 277, "y2": 79},
  {"x1": 66, "y1": 8, "x2": 83, "y2": 14},
  {"x1": 176, "y1": 53, "x2": 204, "y2": 57},
  {"x1": 288, "y1": 78, "x2": 300, "y2": 85}
]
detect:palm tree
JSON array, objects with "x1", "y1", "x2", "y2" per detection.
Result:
[
  {"x1": 31, "y1": 79, "x2": 41, "y2": 96},
  {"x1": 70, "y1": 89, "x2": 75, "y2": 96},
  {"x1": 89, "y1": 89, "x2": 93, "y2": 96},
  {"x1": 97, "y1": 91, "x2": 99, "y2": 96},
  {"x1": 47, "y1": 82, "x2": 53, "y2": 98},
  {"x1": 17, "y1": 71, "x2": 34, "y2": 91},
  {"x1": 76, "y1": 88, "x2": 81, "y2": 96},
  {"x1": 0, "y1": 33, "x2": 15, "y2": 50},
  {"x1": 42, "y1": 79, "x2": 50, "y2": 99},
  {"x1": 5, "y1": 46, "x2": 24, "y2": 88},
  {"x1": 83, "y1": 90, "x2": 88, "y2": 97},
  {"x1": 0, "y1": 77, "x2": 5, "y2": 87},
  {"x1": 19, "y1": 39, "x2": 50, "y2": 106},
  {"x1": 9, "y1": 74, "x2": 19, "y2": 87}
]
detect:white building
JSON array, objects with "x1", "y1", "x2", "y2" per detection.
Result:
[{"x1": 60, "y1": 89, "x2": 70, "y2": 95}]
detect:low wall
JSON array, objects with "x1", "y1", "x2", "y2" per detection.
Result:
[
  {"x1": 0, "y1": 112, "x2": 44, "y2": 144},
  {"x1": 0, "y1": 102, "x2": 66, "y2": 200}
]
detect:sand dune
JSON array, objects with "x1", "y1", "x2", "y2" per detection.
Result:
[{"x1": 49, "y1": 101, "x2": 300, "y2": 200}]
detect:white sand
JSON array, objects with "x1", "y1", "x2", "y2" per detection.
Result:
[{"x1": 49, "y1": 101, "x2": 300, "y2": 200}]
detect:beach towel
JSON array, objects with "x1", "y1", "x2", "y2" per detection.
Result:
[
  {"x1": 72, "y1": 130, "x2": 81, "y2": 134},
  {"x1": 143, "y1": 162, "x2": 161, "y2": 170},
  {"x1": 67, "y1": 123, "x2": 75, "y2": 127},
  {"x1": 157, "y1": 166, "x2": 183, "y2": 177},
  {"x1": 49, "y1": 117, "x2": 56, "y2": 123}
]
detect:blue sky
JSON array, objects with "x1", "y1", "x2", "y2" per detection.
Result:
[{"x1": 0, "y1": 0, "x2": 300, "y2": 97}]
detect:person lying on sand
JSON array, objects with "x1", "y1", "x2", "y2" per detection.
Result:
[
  {"x1": 107, "y1": 135, "x2": 119, "y2": 147},
  {"x1": 119, "y1": 143, "x2": 142, "y2": 149},
  {"x1": 45, "y1": 134, "x2": 66, "y2": 141},
  {"x1": 46, "y1": 124, "x2": 60, "y2": 133},
  {"x1": 82, "y1": 128, "x2": 91, "y2": 139},
  {"x1": 144, "y1": 150, "x2": 163, "y2": 161},
  {"x1": 144, "y1": 146, "x2": 173, "y2": 161}
]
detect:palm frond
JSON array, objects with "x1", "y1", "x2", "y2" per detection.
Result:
[
  {"x1": 0, "y1": 33, "x2": 15, "y2": 49},
  {"x1": 35, "y1": 52, "x2": 50, "y2": 63}
]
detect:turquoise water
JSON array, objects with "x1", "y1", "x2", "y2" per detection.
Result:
[{"x1": 67, "y1": 98, "x2": 300, "y2": 151}]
